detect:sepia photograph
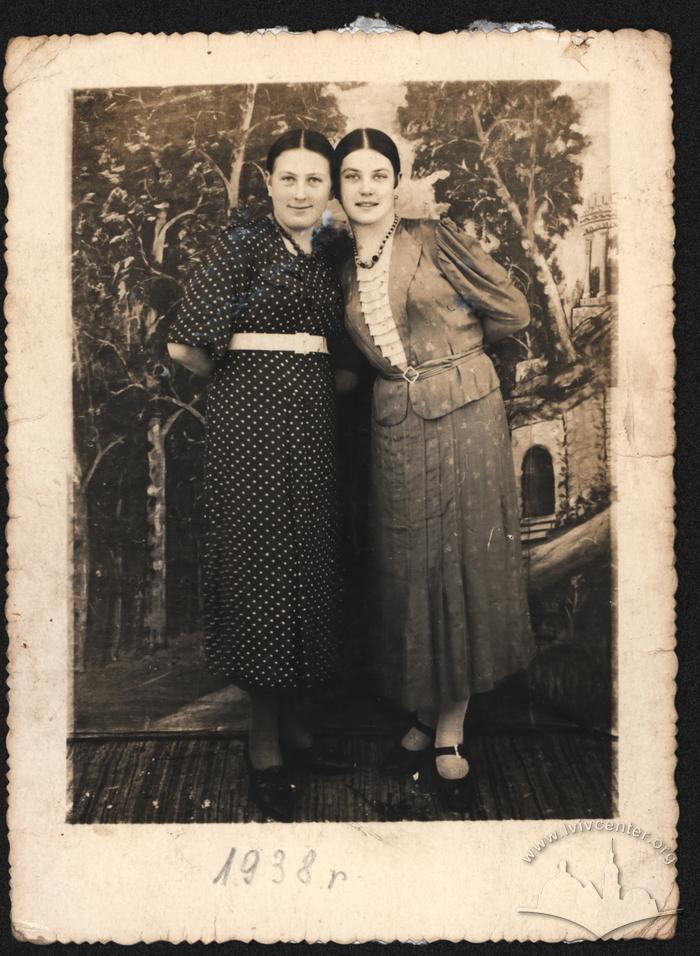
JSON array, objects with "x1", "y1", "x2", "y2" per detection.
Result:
[
  {"x1": 69, "y1": 78, "x2": 614, "y2": 825},
  {"x1": 6, "y1": 30, "x2": 675, "y2": 943}
]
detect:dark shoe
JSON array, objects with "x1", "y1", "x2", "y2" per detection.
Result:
[
  {"x1": 244, "y1": 748, "x2": 297, "y2": 822},
  {"x1": 381, "y1": 714, "x2": 436, "y2": 776},
  {"x1": 434, "y1": 743, "x2": 471, "y2": 814},
  {"x1": 283, "y1": 742, "x2": 356, "y2": 775}
]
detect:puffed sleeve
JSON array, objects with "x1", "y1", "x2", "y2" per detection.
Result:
[
  {"x1": 435, "y1": 218, "x2": 530, "y2": 343},
  {"x1": 168, "y1": 225, "x2": 249, "y2": 361}
]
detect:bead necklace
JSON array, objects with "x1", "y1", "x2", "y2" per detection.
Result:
[
  {"x1": 352, "y1": 216, "x2": 399, "y2": 270},
  {"x1": 273, "y1": 216, "x2": 312, "y2": 257}
]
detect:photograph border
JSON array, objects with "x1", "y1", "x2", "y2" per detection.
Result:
[{"x1": 6, "y1": 27, "x2": 676, "y2": 943}]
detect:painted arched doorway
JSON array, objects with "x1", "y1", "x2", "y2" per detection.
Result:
[{"x1": 521, "y1": 445, "x2": 556, "y2": 518}]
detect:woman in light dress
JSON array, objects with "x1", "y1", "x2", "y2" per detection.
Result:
[{"x1": 333, "y1": 128, "x2": 535, "y2": 811}]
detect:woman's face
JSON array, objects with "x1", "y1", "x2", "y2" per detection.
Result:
[
  {"x1": 266, "y1": 148, "x2": 332, "y2": 232},
  {"x1": 339, "y1": 148, "x2": 397, "y2": 226}
]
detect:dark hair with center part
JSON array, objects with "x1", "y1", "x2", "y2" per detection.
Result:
[
  {"x1": 265, "y1": 128, "x2": 335, "y2": 177},
  {"x1": 332, "y1": 128, "x2": 401, "y2": 194}
]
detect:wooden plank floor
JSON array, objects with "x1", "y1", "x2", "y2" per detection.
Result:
[{"x1": 68, "y1": 730, "x2": 613, "y2": 824}]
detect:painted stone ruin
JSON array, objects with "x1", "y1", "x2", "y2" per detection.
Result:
[
  {"x1": 500, "y1": 196, "x2": 616, "y2": 733},
  {"x1": 508, "y1": 196, "x2": 616, "y2": 543}
]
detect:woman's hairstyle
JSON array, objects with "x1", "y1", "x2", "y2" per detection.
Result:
[
  {"x1": 265, "y1": 128, "x2": 335, "y2": 176},
  {"x1": 332, "y1": 128, "x2": 401, "y2": 193}
]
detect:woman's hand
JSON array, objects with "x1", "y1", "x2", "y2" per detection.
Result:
[
  {"x1": 167, "y1": 343, "x2": 214, "y2": 379},
  {"x1": 335, "y1": 369, "x2": 359, "y2": 395}
]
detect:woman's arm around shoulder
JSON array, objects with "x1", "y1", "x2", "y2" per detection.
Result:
[{"x1": 433, "y1": 217, "x2": 531, "y2": 343}]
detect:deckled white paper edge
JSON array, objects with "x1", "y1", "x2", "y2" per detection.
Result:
[{"x1": 5, "y1": 30, "x2": 676, "y2": 943}]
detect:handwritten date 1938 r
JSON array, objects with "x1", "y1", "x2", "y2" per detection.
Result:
[{"x1": 213, "y1": 848, "x2": 348, "y2": 890}]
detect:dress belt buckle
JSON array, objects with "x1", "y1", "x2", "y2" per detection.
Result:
[{"x1": 402, "y1": 365, "x2": 420, "y2": 384}]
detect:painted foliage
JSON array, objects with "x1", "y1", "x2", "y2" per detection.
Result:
[{"x1": 72, "y1": 81, "x2": 613, "y2": 731}]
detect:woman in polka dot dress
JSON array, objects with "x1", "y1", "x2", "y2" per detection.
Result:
[{"x1": 168, "y1": 130, "x2": 354, "y2": 821}]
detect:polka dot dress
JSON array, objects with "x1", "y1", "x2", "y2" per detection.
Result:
[{"x1": 169, "y1": 216, "x2": 345, "y2": 689}]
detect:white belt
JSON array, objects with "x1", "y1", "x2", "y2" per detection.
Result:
[{"x1": 228, "y1": 332, "x2": 329, "y2": 354}]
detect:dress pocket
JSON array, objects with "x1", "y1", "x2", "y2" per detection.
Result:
[{"x1": 372, "y1": 377, "x2": 409, "y2": 426}]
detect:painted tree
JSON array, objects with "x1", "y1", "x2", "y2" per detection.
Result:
[
  {"x1": 399, "y1": 82, "x2": 613, "y2": 647},
  {"x1": 185, "y1": 83, "x2": 345, "y2": 219},
  {"x1": 73, "y1": 88, "x2": 211, "y2": 664},
  {"x1": 72, "y1": 84, "x2": 343, "y2": 664},
  {"x1": 399, "y1": 81, "x2": 589, "y2": 368}
]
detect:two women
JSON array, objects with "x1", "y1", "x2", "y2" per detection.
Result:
[{"x1": 169, "y1": 124, "x2": 534, "y2": 819}]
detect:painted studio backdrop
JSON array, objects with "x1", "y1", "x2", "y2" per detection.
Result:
[{"x1": 72, "y1": 82, "x2": 614, "y2": 747}]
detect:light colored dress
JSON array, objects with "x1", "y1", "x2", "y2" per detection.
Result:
[{"x1": 341, "y1": 218, "x2": 535, "y2": 711}]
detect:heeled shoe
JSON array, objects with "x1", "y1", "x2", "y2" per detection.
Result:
[
  {"x1": 283, "y1": 742, "x2": 356, "y2": 775},
  {"x1": 381, "y1": 714, "x2": 436, "y2": 776},
  {"x1": 434, "y1": 743, "x2": 471, "y2": 814},
  {"x1": 244, "y1": 748, "x2": 297, "y2": 822}
]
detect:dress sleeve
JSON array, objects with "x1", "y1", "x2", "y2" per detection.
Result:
[
  {"x1": 435, "y1": 218, "x2": 531, "y2": 343},
  {"x1": 168, "y1": 226, "x2": 248, "y2": 361}
]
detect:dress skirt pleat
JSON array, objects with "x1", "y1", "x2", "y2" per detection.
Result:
[{"x1": 369, "y1": 387, "x2": 535, "y2": 711}]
